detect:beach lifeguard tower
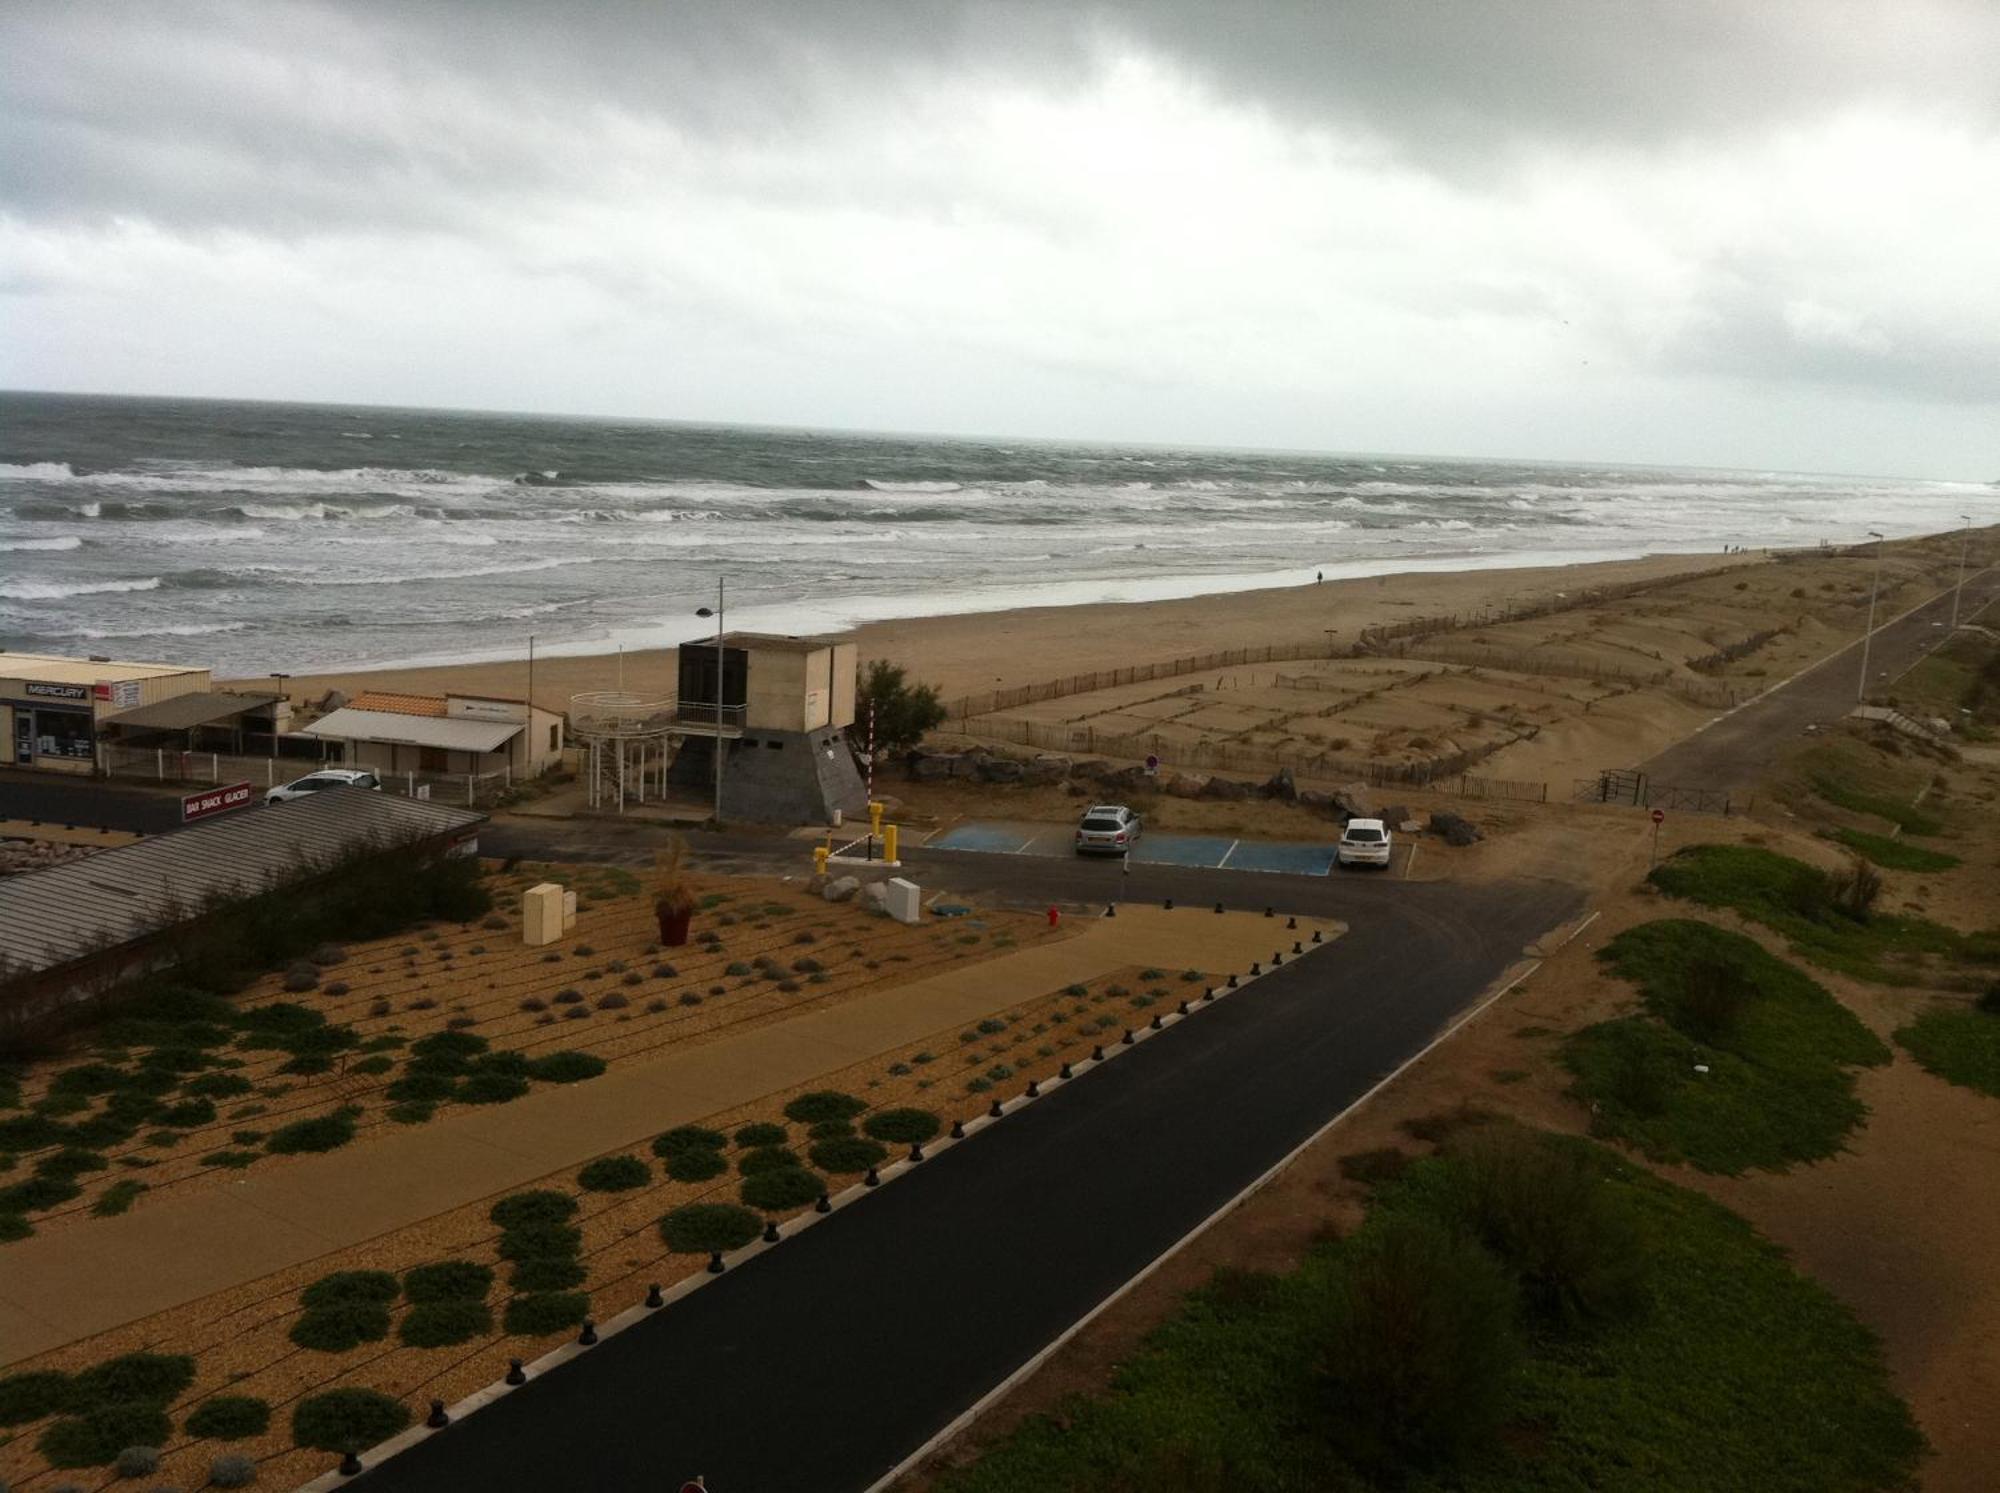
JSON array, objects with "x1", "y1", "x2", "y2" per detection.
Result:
[{"x1": 571, "y1": 632, "x2": 868, "y2": 824}]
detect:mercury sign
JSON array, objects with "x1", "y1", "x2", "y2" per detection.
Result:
[
  {"x1": 24, "y1": 681, "x2": 90, "y2": 701},
  {"x1": 182, "y1": 782, "x2": 254, "y2": 823}
]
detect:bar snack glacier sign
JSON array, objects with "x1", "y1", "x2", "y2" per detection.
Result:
[{"x1": 182, "y1": 782, "x2": 254, "y2": 823}]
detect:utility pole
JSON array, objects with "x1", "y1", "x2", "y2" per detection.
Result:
[
  {"x1": 1857, "y1": 531, "x2": 1885, "y2": 703},
  {"x1": 695, "y1": 580, "x2": 726, "y2": 822},
  {"x1": 1952, "y1": 515, "x2": 1973, "y2": 629}
]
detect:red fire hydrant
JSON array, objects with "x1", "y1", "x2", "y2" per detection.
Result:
[{"x1": 1046, "y1": 905, "x2": 1061, "y2": 929}]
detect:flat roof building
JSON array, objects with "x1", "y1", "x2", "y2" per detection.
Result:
[
  {"x1": 1, "y1": 652, "x2": 211, "y2": 775},
  {"x1": 298, "y1": 691, "x2": 564, "y2": 784}
]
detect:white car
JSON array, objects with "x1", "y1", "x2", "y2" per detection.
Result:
[
  {"x1": 1075, "y1": 804, "x2": 1142, "y2": 856},
  {"x1": 265, "y1": 769, "x2": 382, "y2": 806},
  {"x1": 1336, "y1": 817, "x2": 1393, "y2": 869}
]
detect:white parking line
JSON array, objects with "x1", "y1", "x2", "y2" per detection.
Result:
[{"x1": 1215, "y1": 838, "x2": 1242, "y2": 869}]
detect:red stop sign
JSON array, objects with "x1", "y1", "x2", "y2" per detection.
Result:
[{"x1": 1650, "y1": 808, "x2": 1666, "y2": 825}]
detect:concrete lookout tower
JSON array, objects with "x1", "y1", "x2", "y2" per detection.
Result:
[{"x1": 668, "y1": 632, "x2": 869, "y2": 824}]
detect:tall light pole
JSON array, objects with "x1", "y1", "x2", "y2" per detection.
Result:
[
  {"x1": 1857, "y1": 531, "x2": 1885, "y2": 703},
  {"x1": 695, "y1": 576, "x2": 725, "y2": 822},
  {"x1": 1952, "y1": 514, "x2": 1973, "y2": 629}
]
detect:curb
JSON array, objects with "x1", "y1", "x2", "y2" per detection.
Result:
[{"x1": 290, "y1": 906, "x2": 1330, "y2": 1490}]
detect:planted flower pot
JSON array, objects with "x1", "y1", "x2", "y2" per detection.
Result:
[{"x1": 657, "y1": 905, "x2": 693, "y2": 947}]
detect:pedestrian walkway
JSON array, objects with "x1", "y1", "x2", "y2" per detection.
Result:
[{"x1": 0, "y1": 904, "x2": 1337, "y2": 1367}]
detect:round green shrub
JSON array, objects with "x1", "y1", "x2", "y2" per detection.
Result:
[
  {"x1": 210, "y1": 1449, "x2": 259, "y2": 1486},
  {"x1": 349, "y1": 1054, "x2": 394, "y2": 1077},
  {"x1": 455, "y1": 1071, "x2": 531, "y2": 1106},
  {"x1": 289, "y1": 1301, "x2": 392, "y2": 1352},
  {"x1": 732, "y1": 1122, "x2": 787, "y2": 1148},
  {"x1": 781, "y1": 1090, "x2": 866, "y2": 1125},
  {"x1": 739, "y1": 1166, "x2": 825, "y2": 1213},
  {"x1": 807, "y1": 1118, "x2": 855, "y2": 1141},
  {"x1": 300, "y1": 1270, "x2": 399, "y2": 1310},
  {"x1": 526, "y1": 1051, "x2": 607, "y2": 1084},
  {"x1": 291, "y1": 1387, "x2": 411, "y2": 1453},
  {"x1": 663, "y1": 1147, "x2": 726, "y2": 1182},
  {"x1": 385, "y1": 1070, "x2": 456, "y2": 1104},
  {"x1": 0, "y1": 1212, "x2": 30, "y2": 1242},
  {"x1": 576, "y1": 1155, "x2": 650, "y2": 1192},
  {"x1": 38, "y1": 1402, "x2": 172, "y2": 1467},
  {"x1": 184, "y1": 1070, "x2": 252, "y2": 1100},
  {"x1": 0, "y1": 1368, "x2": 71, "y2": 1425},
  {"x1": 658, "y1": 1202, "x2": 763, "y2": 1254},
  {"x1": 652, "y1": 1125, "x2": 725, "y2": 1157},
  {"x1": 386, "y1": 1101, "x2": 435, "y2": 1125},
  {"x1": 402, "y1": 1260, "x2": 493, "y2": 1303},
  {"x1": 408, "y1": 1030, "x2": 490, "y2": 1068},
  {"x1": 497, "y1": 1222, "x2": 581, "y2": 1262},
  {"x1": 510, "y1": 1255, "x2": 587, "y2": 1292},
  {"x1": 0, "y1": 1176, "x2": 81, "y2": 1213},
  {"x1": 809, "y1": 1136, "x2": 888, "y2": 1174},
  {"x1": 862, "y1": 1108, "x2": 941, "y2": 1145},
  {"x1": 115, "y1": 1441, "x2": 163, "y2": 1476},
  {"x1": 69, "y1": 1352, "x2": 194, "y2": 1408},
  {"x1": 502, "y1": 1291, "x2": 590, "y2": 1337},
  {"x1": 184, "y1": 1394, "x2": 271, "y2": 1440},
  {"x1": 488, "y1": 1190, "x2": 576, "y2": 1231},
  {"x1": 33, "y1": 1147, "x2": 108, "y2": 1181},
  {"x1": 736, "y1": 1145, "x2": 801, "y2": 1176},
  {"x1": 264, "y1": 1109, "x2": 358, "y2": 1155},
  {"x1": 399, "y1": 1299, "x2": 493, "y2": 1348}
]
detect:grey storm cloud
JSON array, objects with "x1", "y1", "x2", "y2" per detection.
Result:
[{"x1": 1, "y1": 0, "x2": 1996, "y2": 476}]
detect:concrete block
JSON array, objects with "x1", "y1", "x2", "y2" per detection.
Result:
[
  {"x1": 884, "y1": 877, "x2": 922, "y2": 925},
  {"x1": 524, "y1": 883, "x2": 565, "y2": 946},
  {"x1": 562, "y1": 888, "x2": 578, "y2": 932}
]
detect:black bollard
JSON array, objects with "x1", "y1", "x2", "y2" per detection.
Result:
[
  {"x1": 645, "y1": 1283, "x2": 664, "y2": 1309},
  {"x1": 1203, "y1": 985, "x2": 1215, "y2": 1001},
  {"x1": 1273, "y1": 951, "x2": 1283, "y2": 965},
  {"x1": 1227, "y1": 973, "x2": 1238, "y2": 988},
  {"x1": 1106, "y1": 902, "x2": 1117, "y2": 917},
  {"x1": 950, "y1": 1118, "x2": 966, "y2": 1138},
  {"x1": 339, "y1": 1451, "x2": 364, "y2": 1477},
  {"x1": 1059, "y1": 1061, "x2": 1072, "y2": 1079},
  {"x1": 1250, "y1": 961, "x2": 1261, "y2": 975},
  {"x1": 1177, "y1": 999, "x2": 1189, "y2": 1016},
  {"x1": 1287, "y1": 915, "x2": 1297, "y2": 930},
  {"x1": 1121, "y1": 1027, "x2": 1135, "y2": 1045},
  {"x1": 707, "y1": 1251, "x2": 725, "y2": 1274},
  {"x1": 1264, "y1": 905, "x2": 1274, "y2": 918},
  {"x1": 1214, "y1": 901, "x2": 1224, "y2": 913},
  {"x1": 1149, "y1": 1013, "x2": 1163, "y2": 1030},
  {"x1": 426, "y1": 1399, "x2": 448, "y2": 1429},
  {"x1": 815, "y1": 1192, "x2": 832, "y2": 1213},
  {"x1": 910, "y1": 1142, "x2": 926, "y2": 1162},
  {"x1": 989, "y1": 1099, "x2": 1004, "y2": 1118},
  {"x1": 505, "y1": 1358, "x2": 526, "y2": 1386},
  {"x1": 1026, "y1": 1079, "x2": 1040, "y2": 1098},
  {"x1": 1312, "y1": 928, "x2": 1322, "y2": 943},
  {"x1": 1293, "y1": 941, "x2": 1303, "y2": 954},
  {"x1": 763, "y1": 1221, "x2": 780, "y2": 1243},
  {"x1": 1163, "y1": 897, "x2": 1174, "y2": 910},
  {"x1": 1091, "y1": 1043, "x2": 1105, "y2": 1061},
  {"x1": 579, "y1": 1318, "x2": 598, "y2": 1346},
  {"x1": 864, "y1": 1166, "x2": 881, "y2": 1187}
]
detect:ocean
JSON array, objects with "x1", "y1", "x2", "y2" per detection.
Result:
[{"x1": 0, "y1": 390, "x2": 1987, "y2": 677}]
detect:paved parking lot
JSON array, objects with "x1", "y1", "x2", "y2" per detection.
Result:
[{"x1": 926, "y1": 819, "x2": 1347, "y2": 876}]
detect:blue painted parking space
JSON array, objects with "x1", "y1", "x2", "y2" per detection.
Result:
[
  {"x1": 1222, "y1": 840, "x2": 1339, "y2": 876},
  {"x1": 930, "y1": 823, "x2": 1038, "y2": 853},
  {"x1": 1130, "y1": 833, "x2": 1237, "y2": 869}
]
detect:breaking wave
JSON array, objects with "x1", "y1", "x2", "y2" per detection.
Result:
[{"x1": 0, "y1": 576, "x2": 162, "y2": 601}]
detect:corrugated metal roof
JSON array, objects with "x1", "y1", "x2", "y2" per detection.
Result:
[
  {"x1": 0, "y1": 790, "x2": 484, "y2": 979},
  {"x1": 297, "y1": 708, "x2": 521, "y2": 752},
  {"x1": 105, "y1": 690, "x2": 283, "y2": 730},
  {"x1": 350, "y1": 691, "x2": 449, "y2": 717}
]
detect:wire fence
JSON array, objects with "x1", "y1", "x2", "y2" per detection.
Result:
[{"x1": 97, "y1": 746, "x2": 515, "y2": 806}]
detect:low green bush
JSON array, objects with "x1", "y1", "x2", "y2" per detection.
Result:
[
  {"x1": 387, "y1": 1100, "x2": 435, "y2": 1125},
  {"x1": 66, "y1": 1351, "x2": 192, "y2": 1409},
  {"x1": 736, "y1": 1145, "x2": 801, "y2": 1175},
  {"x1": 400, "y1": 1299, "x2": 494, "y2": 1348},
  {"x1": 0, "y1": 1176, "x2": 81, "y2": 1213},
  {"x1": 300, "y1": 1270, "x2": 399, "y2": 1309},
  {"x1": 782, "y1": 1090, "x2": 866, "y2": 1125},
  {"x1": 210, "y1": 1449, "x2": 259, "y2": 1486},
  {"x1": 525, "y1": 1051, "x2": 607, "y2": 1084},
  {"x1": 265, "y1": 1107, "x2": 359, "y2": 1155},
  {"x1": 0, "y1": 1368, "x2": 72, "y2": 1425},
  {"x1": 739, "y1": 1166, "x2": 825, "y2": 1212},
  {"x1": 156, "y1": 1097, "x2": 217, "y2": 1128},
  {"x1": 91, "y1": 1179, "x2": 148, "y2": 1217},
  {"x1": 502, "y1": 1292, "x2": 591, "y2": 1336},
  {"x1": 1831, "y1": 827, "x2": 1960, "y2": 871},
  {"x1": 1337, "y1": 1148, "x2": 1412, "y2": 1187},
  {"x1": 862, "y1": 1108, "x2": 940, "y2": 1145},
  {"x1": 38, "y1": 1400, "x2": 172, "y2": 1467},
  {"x1": 497, "y1": 1222, "x2": 582, "y2": 1261},
  {"x1": 511, "y1": 1255, "x2": 588, "y2": 1292},
  {"x1": 577, "y1": 1154, "x2": 650, "y2": 1192},
  {"x1": 185, "y1": 1394, "x2": 271, "y2": 1440},
  {"x1": 0, "y1": 1212, "x2": 29, "y2": 1241},
  {"x1": 290, "y1": 1300, "x2": 393, "y2": 1352},
  {"x1": 664, "y1": 1147, "x2": 727, "y2": 1182},
  {"x1": 385, "y1": 1069, "x2": 457, "y2": 1103},
  {"x1": 652, "y1": 1124, "x2": 726, "y2": 1156},
  {"x1": 402, "y1": 1260, "x2": 493, "y2": 1303},
  {"x1": 808, "y1": 1118, "x2": 855, "y2": 1140},
  {"x1": 456, "y1": 1071, "x2": 531, "y2": 1105},
  {"x1": 291, "y1": 1387, "x2": 411, "y2": 1453},
  {"x1": 659, "y1": 1202, "x2": 762, "y2": 1253},
  {"x1": 809, "y1": 1136, "x2": 888, "y2": 1174},
  {"x1": 1896, "y1": 1005, "x2": 2000, "y2": 1097},
  {"x1": 733, "y1": 1122, "x2": 787, "y2": 1148},
  {"x1": 489, "y1": 1190, "x2": 577, "y2": 1231}
]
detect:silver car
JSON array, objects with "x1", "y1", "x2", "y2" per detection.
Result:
[
  {"x1": 265, "y1": 768, "x2": 382, "y2": 805},
  {"x1": 1075, "y1": 804, "x2": 1142, "y2": 856}
]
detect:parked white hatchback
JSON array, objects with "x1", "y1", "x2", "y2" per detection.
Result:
[
  {"x1": 265, "y1": 768, "x2": 382, "y2": 806},
  {"x1": 1336, "y1": 817, "x2": 1393, "y2": 869},
  {"x1": 1075, "y1": 804, "x2": 1142, "y2": 856}
]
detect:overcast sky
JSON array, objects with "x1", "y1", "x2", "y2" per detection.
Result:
[{"x1": 3, "y1": 0, "x2": 1996, "y2": 478}]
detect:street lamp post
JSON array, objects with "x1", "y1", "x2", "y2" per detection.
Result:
[
  {"x1": 1857, "y1": 531, "x2": 1885, "y2": 703},
  {"x1": 695, "y1": 577, "x2": 725, "y2": 823},
  {"x1": 1952, "y1": 515, "x2": 1973, "y2": 630}
]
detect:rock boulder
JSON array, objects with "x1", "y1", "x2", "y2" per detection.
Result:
[{"x1": 1430, "y1": 810, "x2": 1483, "y2": 847}]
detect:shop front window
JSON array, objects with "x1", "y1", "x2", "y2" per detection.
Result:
[{"x1": 35, "y1": 708, "x2": 94, "y2": 760}]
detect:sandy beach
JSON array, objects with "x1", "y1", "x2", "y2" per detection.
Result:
[{"x1": 228, "y1": 549, "x2": 1769, "y2": 711}]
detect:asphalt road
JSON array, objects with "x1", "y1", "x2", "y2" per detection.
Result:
[
  {"x1": 0, "y1": 774, "x2": 186, "y2": 833},
  {"x1": 358, "y1": 848, "x2": 1575, "y2": 1493},
  {"x1": 1640, "y1": 567, "x2": 2000, "y2": 792}
]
